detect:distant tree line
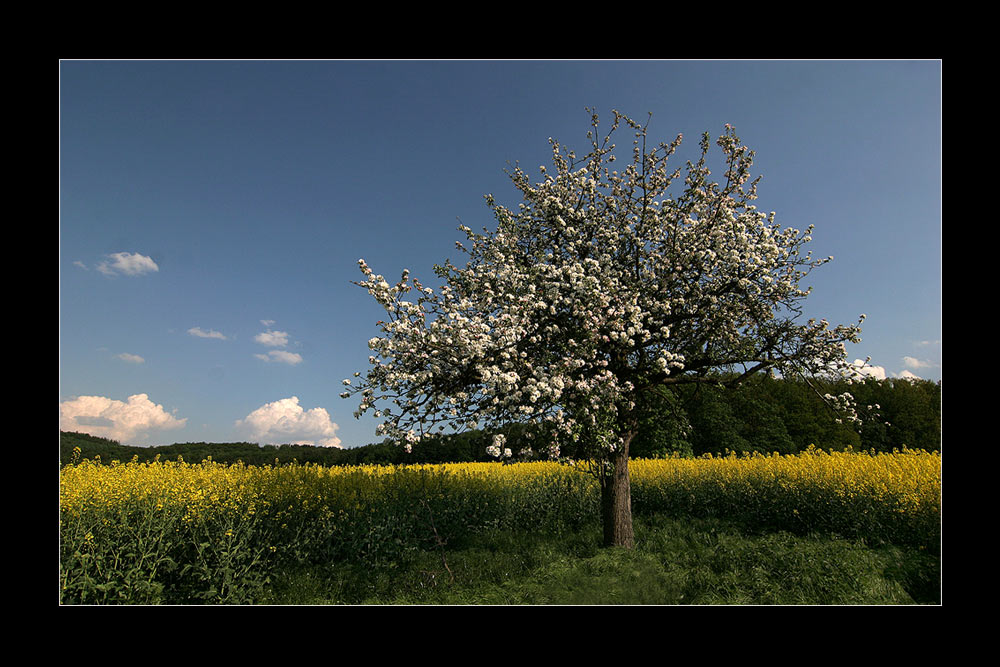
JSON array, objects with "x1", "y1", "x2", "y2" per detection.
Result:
[
  {"x1": 628, "y1": 375, "x2": 941, "y2": 459},
  {"x1": 58, "y1": 429, "x2": 497, "y2": 468},
  {"x1": 60, "y1": 376, "x2": 940, "y2": 468}
]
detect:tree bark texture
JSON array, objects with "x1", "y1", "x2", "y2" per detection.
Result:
[{"x1": 600, "y1": 431, "x2": 635, "y2": 548}]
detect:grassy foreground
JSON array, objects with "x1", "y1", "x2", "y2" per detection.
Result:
[{"x1": 260, "y1": 516, "x2": 938, "y2": 605}]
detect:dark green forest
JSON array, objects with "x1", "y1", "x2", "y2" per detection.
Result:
[{"x1": 60, "y1": 376, "x2": 941, "y2": 467}]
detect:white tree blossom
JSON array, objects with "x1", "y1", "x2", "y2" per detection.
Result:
[{"x1": 343, "y1": 110, "x2": 864, "y2": 547}]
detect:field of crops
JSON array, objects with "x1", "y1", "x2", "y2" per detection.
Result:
[{"x1": 59, "y1": 447, "x2": 941, "y2": 604}]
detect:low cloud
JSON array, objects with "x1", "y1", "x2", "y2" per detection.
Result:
[
  {"x1": 117, "y1": 352, "x2": 145, "y2": 364},
  {"x1": 235, "y1": 397, "x2": 341, "y2": 447},
  {"x1": 902, "y1": 356, "x2": 936, "y2": 370},
  {"x1": 60, "y1": 393, "x2": 186, "y2": 444},
  {"x1": 852, "y1": 358, "x2": 936, "y2": 381},
  {"x1": 96, "y1": 252, "x2": 159, "y2": 277},
  {"x1": 850, "y1": 359, "x2": 887, "y2": 380},
  {"x1": 188, "y1": 327, "x2": 228, "y2": 340},
  {"x1": 254, "y1": 350, "x2": 302, "y2": 365}
]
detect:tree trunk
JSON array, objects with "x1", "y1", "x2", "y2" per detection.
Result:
[{"x1": 600, "y1": 430, "x2": 635, "y2": 548}]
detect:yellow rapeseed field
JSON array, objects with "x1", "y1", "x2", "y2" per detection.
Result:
[
  {"x1": 59, "y1": 447, "x2": 940, "y2": 603},
  {"x1": 629, "y1": 446, "x2": 940, "y2": 546}
]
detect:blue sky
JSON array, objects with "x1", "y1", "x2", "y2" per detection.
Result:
[{"x1": 59, "y1": 60, "x2": 942, "y2": 448}]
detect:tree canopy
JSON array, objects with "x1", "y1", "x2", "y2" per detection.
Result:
[{"x1": 343, "y1": 109, "x2": 866, "y2": 546}]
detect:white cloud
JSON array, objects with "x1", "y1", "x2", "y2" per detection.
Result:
[
  {"x1": 117, "y1": 352, "x2": 145, "y2": 364},
  {"x1": 254, "y1": 330, "x2": 290, "y2": 347},
  {"x1": 73, "y1": 260, "x2": 88, "y2": 270},
  {"x1": 903, "y1": 356, "x2": 935, "y2": 370},
  {"x1": 188, "y1": 327, "x2": 228, "y2": 340},
  {"x1": 60, "y1": 393, "x2": 186, "y2": 444},
  {"x1": 235, "y1": 397, "x2": 341, "y2": 447},
  {"x1": 254, "y1": 350, "x2": 303, "y2": 365},
  {"x1": 96, "y1": 252, "x2": 159, "y2": 277},
  {"x1": 253, "y1": 325, "x2": 304, "y2": 362},
  {"x1": 260, "y1": 319, "x2": 275, "y2": 327},
  {"x1": 851, "y1": 359, "x2": 887, "y2": 380},
  {"x1": 849, "y1": 358, "x2": 937, "y2": 382}
]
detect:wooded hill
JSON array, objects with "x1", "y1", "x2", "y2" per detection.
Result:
[{"x1": 61, "y1": 375, "x2": 940, "y2": 467}]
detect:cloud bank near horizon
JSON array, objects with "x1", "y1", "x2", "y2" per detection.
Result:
[
  {"x1": 60, "y1": 393, "x2": 186, "y2": 444},
  {"x1": 235, "y1": 397, "x2": 341, "y2": 448}
]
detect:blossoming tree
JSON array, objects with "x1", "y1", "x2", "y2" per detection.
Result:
[{"x1": 343, "y1": 110, "x2": 865, "y2": 548}]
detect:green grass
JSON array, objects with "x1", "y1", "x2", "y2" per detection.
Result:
[{"x1": 259, "y1": 515, "x2": 939, "y2": 605}]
